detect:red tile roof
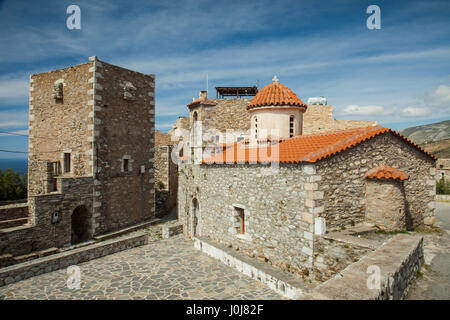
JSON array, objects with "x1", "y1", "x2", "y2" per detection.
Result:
[
  {"x1": 247, "y1": 80, "x2": 307, "y2": 110},
  {"x1": 365, "y1": 165, "x2": 410, "y2": 181},
  {"x1": 201, "y1": 125, "x2": 436, "y2": 164}
]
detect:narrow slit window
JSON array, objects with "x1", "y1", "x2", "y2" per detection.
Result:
[
  {"x1": 63, "y1": 153, "x2": 71, "y2": 173},
  {"x1": 289, "y1": 116, "x2": 294, "y2": 138},
  {"x1": 123, "y1": 159, "x2": 129, "y2": 172},
  {"x1": 235, "y1": 207, "x2": 245, "y2": 234}
]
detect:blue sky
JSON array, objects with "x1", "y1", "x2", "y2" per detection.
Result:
[{"x1": 0, "y1": 0, "x2": 449, "y2": 159}]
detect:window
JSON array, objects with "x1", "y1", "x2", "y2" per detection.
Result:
[
  {"x1": 254, "y1": 116, "x2": 258, "y2": 138},
  {"x1": 121, "y1": 156, "x2": 132, "y2": 172},
  {"x1": 52, "y1": 161, "x2": 61, "y2": 176},
  {"x1": 63, "y1": 153, "x2": 71, "y2": 173},
  {"x1": 235, "y1": 207, "x2": 245, "y2": 234},
  {"x1": 289, "y1": 116, "x2": 294, "y2": 138}
]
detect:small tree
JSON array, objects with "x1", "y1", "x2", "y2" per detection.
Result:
[
  {"x1": 0, "y1": 168, "x2": 28, "y2": 201},
  {"x1": 436, "y1": 177, "x2": 450, "y2": 195}
]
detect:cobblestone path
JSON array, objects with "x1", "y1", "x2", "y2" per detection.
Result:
[{"x1": 0, "y1": 235, "x2": 282, "y2": 300}]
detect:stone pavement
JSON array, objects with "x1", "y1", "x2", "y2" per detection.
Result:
[
  {"x1": 0, "y1": 234, "x2": 282, "y2": 300},
  {"x1": 406, "y1": 201, "x2": 450, "y2": 300}
]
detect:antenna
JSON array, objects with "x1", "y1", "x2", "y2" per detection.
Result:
[{"x1": 206, "y1": 73, "x2": 209, "y2": 93}]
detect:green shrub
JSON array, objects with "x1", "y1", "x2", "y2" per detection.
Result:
[
  {"x1": 436, "y1": 177, "x2": 450, "y2": 195},
  {"x1": 156, "y1": 181, "x2": 165, "y2": 190},
  {"x1": 0, "y1": 168, "x2": 27, "y2": 201}
]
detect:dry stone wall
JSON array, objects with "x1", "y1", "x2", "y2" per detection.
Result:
[
  {"x1": 0, "y1": 204, "x2": 29, "y2": 222},
  {"x1": 0, "y1": 177, "x2": 93, "y2": 261},
  {"x1": 314, "y1": 132, "x2": 436, "y2": 229},
  {"x1": 365, "y1": 179, "x2": 407, "y2": 231},
  {"x1": 303, "y1": 105, "x2": 376, "y2": 134},
  {"x1": 28, "y1": 62, "x2": 93, "y2": 198},
  {"x1": 84, "y1": 60, "x2": 156, "y2": 234},
  {"x1": 178, "y1": 163, "x2": 316, "y2": 274},
  {"x1": 189, "y1": 98, "x2": 252, "y2": 135}
]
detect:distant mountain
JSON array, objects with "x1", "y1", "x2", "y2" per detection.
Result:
[
  {"x1": 400, "y1": 120, "x2": 450, "y2": 145},
  {"x1": 400, "y1": 120, "x2": 450, "y2": 159}
]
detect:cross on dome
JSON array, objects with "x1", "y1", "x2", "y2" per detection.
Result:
[{"x1": 272, "y1": 75, "x2": 279, "y2": 83}]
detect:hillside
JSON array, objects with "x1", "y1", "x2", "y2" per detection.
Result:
[
  {"x1": 400, "y1": 120, "x2": 450, "y2": 145},
  {"x1": 421, "y1": 138, "x2": 450, "y2": 159},
  {"x1": 400, "y1": 120, "x2": 450, "y2": 159}
]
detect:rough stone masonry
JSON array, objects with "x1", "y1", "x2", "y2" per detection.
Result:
[{"x1": 0, "y1": 57, "x2": 156, "y2": 264}]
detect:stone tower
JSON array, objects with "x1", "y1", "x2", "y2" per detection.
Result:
[{"x1": 27, "y1": 56, "x2": 156, "y2": 243}]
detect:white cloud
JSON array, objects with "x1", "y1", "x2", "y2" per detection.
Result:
[
  {"x1": 0, "y1": 77, "x2": 29, "y2": 102},
  {"x1": 0, "y1": 110, "x2": 28, "y2": 129},
  {"x1": 0, "y1": 129, "x2": 28, "y2": 136},
  {"x1": 402, "y1": 107, "x2": 430, "y2": 117},
  {"x1": 341, "y1": 105, "x2": 393, "y2": 116},
  {"x1": 435, "y1": 85, "x2": 450, "y2": 102}
]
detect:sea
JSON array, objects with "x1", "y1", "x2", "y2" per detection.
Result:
[{"x1": 0, "y1": 158, "x2": 28, "y2": 174}]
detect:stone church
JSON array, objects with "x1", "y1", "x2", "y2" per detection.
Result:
[{"x1": 178, "y1": 77, "x2": 436, "y2": 275}]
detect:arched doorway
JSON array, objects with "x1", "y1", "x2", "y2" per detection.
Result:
[
  {"x1": 71, "y1": 205, "x2": 91, "y2": 244},
  {"x1": 191, "y1": 198, "x2": 199, "y2": 237}
]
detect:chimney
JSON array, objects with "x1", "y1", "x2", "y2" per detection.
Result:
[{"x1": 199, "y1": 90, "x2": 208, "y2": 99}]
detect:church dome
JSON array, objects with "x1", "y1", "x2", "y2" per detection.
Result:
[{"x1": 247, "y1": 76, "x2": 307, "y2": 111}]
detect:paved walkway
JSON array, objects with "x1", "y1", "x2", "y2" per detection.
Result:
[
  {"x1": 406, "y1": 201, "x2": 450, "y2": 300},
  {"x1": 0, "y1": 234, "x2": 282, "y2": 300}
]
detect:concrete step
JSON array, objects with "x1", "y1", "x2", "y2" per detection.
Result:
[{"x1": 93, "y1": 218, "x2": 161, "y2": 241}]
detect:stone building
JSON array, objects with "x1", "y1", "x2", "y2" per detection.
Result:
[
  {"x1": 436, "y1": 158, "x2": 450, "y2": 181},
  {"x1": 303, "y1": 104, "x2": 377, "y2": 135},
  {"x1": 178, "y1": 77, "x2": 436, "y2": 276},
  {"x1": 0, "y1": 57, "x2": 155, "y2": 264}
]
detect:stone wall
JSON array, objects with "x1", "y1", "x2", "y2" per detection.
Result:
[
  {"x1": 28, "y1": 57, "x2": 156, "y2": 237},
  {"x1": 155, "y1": 145, "x2": 178, "y2": 216},
  {"x1": 83, "y1": 59, "x2": 156, "y2": 234},
  {"x1": 303, "y1": 105, "x2": 334, "y2": 134},
  {"x1": 189, "y1": 98, "x2": 252, "y2": 135},
  {"x1": 0, "y1": 232, "x2": 148, "y2": 287},
  {"x1": 365, "y1": 179, "x2": 407, "y2": 231},
  {"x1": 314, "y1": 132, "x2": 436, "y2": 229},
  {"x1": 313, "y1": 236, "x2": 373, "y2": 282},
  {"x1": 303, "y1": 105, "x2": 376, "y2": 135},
  {"x1": 436, "y1": 158, "x2": 450, "y2": 181},
  {"x1": 155, "y1": 146, "x2": 170, "y2": 190},
  {"x1": 0, "y1": 204, "x2": 29, "y2": 222},
  {"x1": 178, "y1": 163, "x2": 315, "y2": 274},
  {"x1": 0, "y1": 177, "x2": 93, "y2": 260},
  {"x1": 334, "y1": 120, "x2": 377, "y2": 131},
  {"x1": 28, "y1": 62, "x2": 93, "y2": 199},
  {"x1": 303, "y1": 234, "x2": 424, "y2": 300}
]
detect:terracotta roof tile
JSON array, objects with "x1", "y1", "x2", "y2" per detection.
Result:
[
  {"x1": 201, "y1": 125, "x2": 436, "y2": 164},
  {"x1": 247, "y1": 80, "x2": 307, "y2": 110},
  {"x1": 365, "y1": 165, "x2": 410, "y2": 181}
]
